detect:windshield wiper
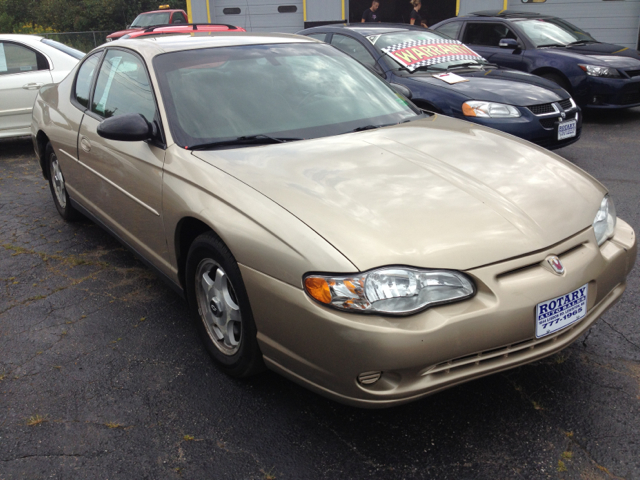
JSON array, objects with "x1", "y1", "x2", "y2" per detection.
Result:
[
  {"x1": 411, "y1": 64, "x2": 447, "y2": 73},
  {"x1": 537, "y1": 43, "x2": 567, "y2": 48},
  {"x1": 446, "y1": 62, "x2": 483, "y2": 70},
  {"x1": 567, "y1": 40, "x2": 600, "y2": 46},
  {"x1": 352, "y1": 123, "x2": 397, "y2": 132},
  {"x1": 187, "y1": 134, "x2": 303, "y2": 150}
]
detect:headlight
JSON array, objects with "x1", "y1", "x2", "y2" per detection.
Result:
[
  {"x1": 579, "y1": 64, "x2": 620, "y2": 78},
  {"x1": 304, "y1": 267, "x2": 475, "y2": 316},
  {"x1": 593, "y1": 195, "x2": 617, "y2": 246},
  {"x1": 462, "y1": 101, "x2": 521, "y2": 118}
]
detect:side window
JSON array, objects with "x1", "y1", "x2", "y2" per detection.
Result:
[
  {"x1": 0, "y1": 41, "x2": 48, "y2": 76},
  {"x1": 74, "y1": 52, "x2": 102, "y2": 109},
  {"x1": 462, "y1": 23, "x2": 517, "y2": 47},
  {"x1": 306, "y1": 33, "x2": 327, "y2": 42},
  {"x1": 435, "y1": 21, "x2": 463, "y2": 40},
  {"x1": 330, "y1": 34, "x2": 377, "y2": 68},
  {"x1": 91, "y1": 49, "x2": 157, "y2": 123},
  {"x1": 172, "y1": 12, "x2": 187, "y2": 24}
]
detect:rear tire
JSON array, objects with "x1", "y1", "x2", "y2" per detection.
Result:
[
  {"x1": 185, "y1": 231, "x2": 264, "y2": 377},
  {"x1": 46, "y1": 142, "x2": 80, "y2": 221},
  {"x1": 540, "y1": 73, "x2": 571, "y2": 92}
]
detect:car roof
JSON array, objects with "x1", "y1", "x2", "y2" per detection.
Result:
[
  {"x1": 126, "y1": 24, "x2": 243, "y2": 38},
  {"x1": 303, "y1": 22, "x2": 435, "y2": 36},
  {"x1": 104, "y1": 32, "x2": 320, "y2": 58},
  {"x1": 0, "y1": 34, "x2": 45, "y2": 43},
  {"x1": 465, "y1": 10, "x2": 548, "y2": 19},
  {"x1": 137, "y1": 9, "x2": 185, "y2": 14}
]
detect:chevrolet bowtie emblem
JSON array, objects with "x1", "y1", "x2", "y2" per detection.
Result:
[{"x1": 547, "y1": 255, "x2": 565, "y2": 275}]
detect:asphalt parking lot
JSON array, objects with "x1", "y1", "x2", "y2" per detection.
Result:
[{"x1": 1, "y1": 109, "x2": 639, "y2": 479}]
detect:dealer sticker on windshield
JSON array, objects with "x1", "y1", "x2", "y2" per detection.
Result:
[
  {"x1": 381, "y1": 39, "x2": 485, "y2": 72},
  {"x1": 558, "y1": 119, "x2": 577, "y2": 140},
  {"x1": 536, "y1": 284, "x2": 588, "y2": 338}
]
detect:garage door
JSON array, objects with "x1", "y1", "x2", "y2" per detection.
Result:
[{"x1": 212, "y1": 0, "x2": 304, "y2": 33}]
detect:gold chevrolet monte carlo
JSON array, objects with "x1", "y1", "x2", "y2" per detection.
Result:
[{"x1": 31, "y1": 33, "x2": 636, "y2": 408}]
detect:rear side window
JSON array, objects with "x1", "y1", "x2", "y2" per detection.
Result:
[
  {"x1": 91, "y1": 49, "x2": 156, "y2": 122},
  {"x1": 41, "y1": 39, "x2": 85, "y2": 60},
  {"x1": 172, "y1": 12, "x2": 187, "y2": 24},
  {"x1": 435, "y1": 21, "x2": 462, "y2": 40},
  {"x1": 0, "y1": 41, "x2": 48, "y2": 75},
  {"x1": 463, "y1": 23, "x2": 518, "y2": 47},
  {"x1": 306, "y1": 33, "x2": 327, "y2": 42},
  {"x1": 74, "y1": 52, "x2": 102, "y2": 108},
  {"x1": 330, "y1": 34, "x2": 376, "y2": 68}
]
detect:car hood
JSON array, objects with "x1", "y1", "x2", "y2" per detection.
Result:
[
  {"x1": 193, "y1": 115, "x2": 605, "y2": 272},
  {"x1": 403, "y1": 71, "x2": 565, "y2": 105},
  {"x1": 543, "y1": 45, "x2": 640, "y2": 67},
  {"x1": 107, "y1": 28, "x2": 143, "y2": 39}
]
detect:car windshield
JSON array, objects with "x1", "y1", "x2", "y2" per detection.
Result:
[
  {"x1": 153, "y1": 43, "x2": 422, "y2": 148},
  {"x1": 130, "y1": 12, "x2": 171, "y2": 27},
  {"x1": 40, "y1": 39, "x2": 85, "y2": 60},
  {"x1": 371, "y1": 31, "x2": 486, "y2": 71},
  {"x1": 514, "y1": 18, "x2": 597, "y2": 47}
]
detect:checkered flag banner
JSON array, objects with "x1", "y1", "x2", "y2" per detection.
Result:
[{"x1": 381, "y1": 39, "x2": 486, "y2": 72}]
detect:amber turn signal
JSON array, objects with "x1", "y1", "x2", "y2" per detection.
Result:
[
  {"x1": 462, "y1": 102, "x2": 477, "y2": 117},
  {"x1": 304, "y1": 277, "x2": 332, "y2": 304}
]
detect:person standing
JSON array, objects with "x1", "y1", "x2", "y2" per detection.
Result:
[
  {"x1": 409, "y1": 0, "x2": 427, "y2": 28},
  {"x1": 362, "y1": 1, "x2": 381, "y2": 23}
]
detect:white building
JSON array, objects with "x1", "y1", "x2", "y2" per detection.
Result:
[{"x1": 186, "y1": 0, "x2": 640, "y2": 49}]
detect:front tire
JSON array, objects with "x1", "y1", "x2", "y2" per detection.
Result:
[
  {"x1": 46, "y1": 143, "x2": 79, "y2": 221},
  {"x1": 540, "y1": 73, "x2": 571, "y2": 92},
  {"x1": 185, "y1": 232, "x2": 264, "y2": 377}
]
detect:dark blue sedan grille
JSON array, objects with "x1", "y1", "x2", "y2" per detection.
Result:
[
  {"x1": 558, "y1": 99, "x2": 572, "y2": 110},
  {"x1": 528, "y1": 103, "x2": 555, "y2": 115},
  {"x1": 625, "y1": 70, "x2": 640, "y2": 78}
]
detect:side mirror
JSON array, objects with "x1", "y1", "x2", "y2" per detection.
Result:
[
  {"x1": 97, "y1": 113, "x2": 153, "y2": 142},
  {"x1": 126, "y1": 25, "x2": 131, "y2": 29},
  {"x1": 390, "y1": 83, "x2": 413, "y2": 100},
  {"x1": 499, "y1": 38, "x2": 518, "y2": 49}
]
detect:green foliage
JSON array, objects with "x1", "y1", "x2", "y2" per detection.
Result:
[{"x1": 0, "y1": 0, "x2": 187, "y2": 34}]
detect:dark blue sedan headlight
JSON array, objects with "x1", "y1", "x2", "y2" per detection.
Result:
[{"x1": 579, "y1": 64, "x2": 621, "y2": 78}]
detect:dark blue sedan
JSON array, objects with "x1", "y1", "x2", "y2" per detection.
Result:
[
  {"x1": 298, "y1": 23, "x2": 581, "y2": 150},
  {"x1": 432, "y1": 11, "x2": 640, "y2": 109}
]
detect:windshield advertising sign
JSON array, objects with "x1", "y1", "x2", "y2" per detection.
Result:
[{"x1": 381, "y1": 39, "x2": 484, "y2": 71}]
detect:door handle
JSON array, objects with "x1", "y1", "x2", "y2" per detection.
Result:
[
  {"x1": 80, "y1": 136, "x2": 91, "y2": 153},
  {"x1": 22, "y1": 83, "x2": 45, "y2": 90}
]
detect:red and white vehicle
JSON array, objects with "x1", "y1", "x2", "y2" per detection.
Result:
[
  {"x1": 106, "y1": 7, "x2": 190, "y2": 42},
  {"x1": 120, "y1": 23, "x2": 246, "y2": 40}
]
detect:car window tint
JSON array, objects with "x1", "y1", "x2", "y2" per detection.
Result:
[
  {"x1": 172, "y1": 12, "x2": 187, "y2": 24},
  {"x1": 330, "y1": 34, "x2": 376, "y2": 68},
  {"x1": 435, "y1": 21, "x2": 462, "y2": 40},
  {"x1": 74, "y1": 52, "x2": 102, "y2": 108},
  {"x1": 0, "y1": 42, "x2": 43, "y2": 75},
  {"x1": 463, "y1": 23, "x2": 517, "y2": 47},
  {"x1": 306, "y1": 33, "x2": 327, "y2": 42},
  {"x1": 131, "y1": 12, "x2": 171, "y2": 27},
  {"x1": 91, "y1": 50, "x2": 156, "y2": 122}
]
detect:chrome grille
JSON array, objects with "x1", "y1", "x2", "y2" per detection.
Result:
[
  {"x1": 558, "y1": 98, "x2": 572, "y2": 110},
  {"x1": 527, "y1": 103, "x2": 555, "y2": 115}
]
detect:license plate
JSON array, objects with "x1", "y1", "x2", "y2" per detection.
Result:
[
  {"x1": 536, "y1": 284, "x2": 588, "y2": 338},
  {"x1": 558, "y1": 119, "x2": 577, "y2": 140}
]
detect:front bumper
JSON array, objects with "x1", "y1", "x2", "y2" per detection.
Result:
[
  {"x1": 581, "y1": 76, "x2": 640, "y2": 109},
  {"x1": 242, "y1": 219, "x2": 636, "y2": 408},
  {"x1": 467, "y1": 106, "x2": 582, "y2": 150}
]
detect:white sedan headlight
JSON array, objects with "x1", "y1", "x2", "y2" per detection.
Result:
[
  {"x1": 578, "y1": 64, "x2": 620, "y2": 78},
  {"x1": 593, "y1": 195, "x2": 617, "y2": 245},
  {"x1": 462, "y1": 101, "x2": 521, "y2": 118},
  {"x1": 304, "y1": 267, "x2": 475, "y2": 316}
]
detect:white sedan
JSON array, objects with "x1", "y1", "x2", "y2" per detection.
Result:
[{"x1": 0, "y1": 34, "x2": 83, "y2": 139}]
